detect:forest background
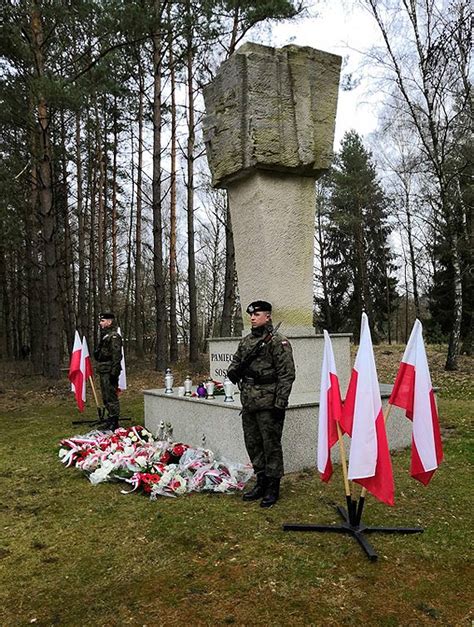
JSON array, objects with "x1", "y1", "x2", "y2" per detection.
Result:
[{"x1": 0, "y1": 0, "x2": 472, "y2": 379}]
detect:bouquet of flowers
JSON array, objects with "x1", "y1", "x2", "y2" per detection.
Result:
[{"x1": 59, "y1": 425, "x2": 252, "y2": 499}]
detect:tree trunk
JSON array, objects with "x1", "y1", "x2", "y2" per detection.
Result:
[
  {"x1": 88, "y1": 116, "x2": 99, "y2": 343},
  {"x1": 111, "y1": 96, "x2": 119, "y2": 312},
  {"x1": 315, "y1": 196, "x2": 332, "y2": 330},
  {"x1": 124, "y1": 120, "x2": 135, "y2": 345},
  {"x1": 445, "y1": 234, "x2": 463, "y2": 370},
  {"x1": 152, "y1": 0, "x2": 168, "y2": 370},
  {"x1": 30, "y1": 1, "x2": 61, "y2": 378},
  {"x1": 186, "y1": 0, "x2": 199, "y2": 363},
  {"x1": 135, "y1": 55, "x2": 145, "y2": 359},
  {"x1": 220, "y1": 198, "x2": 237, "y2": 336},
  {"x1": 76, "y1": 110, "x2": 87, "y2": 336},
  {"x1": 168, "y1": 11, "x2": 179, "y2": 362},
  {"x1": 354, "y1": 209, "x2": 369, "y2": 342},
  {"x1": 95, "y1": 101, "x2": 106, "y2": 308},
  {"x1": 26, "y1": 122, "x2": 43, "y2": 370},
  {"x1": 404, "y1": 190, "x2": 420, "y2": 319},
  {"x1": 0, "y1": 245, "x2": 10, "y2": 358},
  {"x1": 59, "y1": 109, "x2": 75, "y2": 353}
]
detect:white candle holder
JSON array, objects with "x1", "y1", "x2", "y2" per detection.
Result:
[
  {"x1": 223, "y1": 377, "x2": 235, "y2": 402},
  {"x1": 184, "y1": 376, "x2": 193, "y2": 396},
  {"x1": 164, "y1": 368, "x2": 174, "y2": 394},
  {"x1": 205, "y1": 378, "x2": 215, "y2": 399}
]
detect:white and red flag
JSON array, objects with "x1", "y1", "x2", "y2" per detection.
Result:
[
  {"x1": 76, "y1": 336, "x2": 93, "y2": 412},
  {"x1": 81, "y1": 335, "x2": 93, "y2": 381},
  {"x1": 389, "y1": 319, "x2": 443, "y2": 485},
  {"x1": 317, "y1": 330, "x2": 344, "y2": 482},
  {"x1": 117, "y1": 327, "x2": 127, "y2": 392},
  {"x1": 341, "y1": 313, "x2": 394, "y2": 506},
  {"x1": 68, "y1": 331, "x2": 83, "y2": 409}
]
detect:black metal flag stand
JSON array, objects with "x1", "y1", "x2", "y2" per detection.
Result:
[
  {"x1": 72, "y1": 375, "x2": 131, "y2": 428},
  {"x1": 283, "y1": 420, "x2": 423, "y2": 562},
  {"x1": 72, "y1": 414, "x2": 131, "y2": 428},
  {"x1": 282, "y1": 494, "x2": 423, "y2": 562}
]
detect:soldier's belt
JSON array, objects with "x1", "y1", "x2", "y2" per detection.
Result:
[{"x1": 243, "y1": 375, "x2": 277, "y2": 385}]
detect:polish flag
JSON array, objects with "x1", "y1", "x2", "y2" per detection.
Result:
[
  {"x1": 389, "y1": 320, "x2": 443, "y2": 485},
  {"x1": 117, "y1": 327, "x2": 127, "y2": 391},
  {"x1": 317, "y1": 331, "x2": 343, "y2": 481},
  {"x1": 341, "y1": 313, "x2": 394, "y2": 506},
  {"x1": 68, "y1": 331, "x2": 83, "y2": 411},
  {"x1": 77, "y1": 336, "x2": 93, "y2": 412}
]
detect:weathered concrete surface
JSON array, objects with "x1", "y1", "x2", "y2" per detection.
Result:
[
  {"x1": 203, "y1": 42, "x2": 342, "y2": 334},
  {"x1": 227, "y1": 171, "x2": 316, "y2": 333},
  {"x1": 203, "y1": 42, "x2": 342, "y2": 188}
]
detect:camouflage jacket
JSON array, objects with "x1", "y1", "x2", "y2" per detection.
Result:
[
  {"x1": 94, "y1": 326, "x2": 122, "y2": 377},
  {"x1": 227, "y1": 325, "x2": 295, "y2": 412}
]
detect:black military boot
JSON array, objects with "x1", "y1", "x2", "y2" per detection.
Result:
[
  {"x1": 102, "y1": 416, "x2": 119, "y2": 431},
  {"x1": 242, "y1": 473, "x2": 268, "y2": 501},
  {"x1": 260, "y1": 478, "x2": 281, "y2": 508}
]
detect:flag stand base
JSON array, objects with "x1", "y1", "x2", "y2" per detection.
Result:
[
  {"x1": 282, "y1": 501, "x2": 423, "y2": 562},
  {"x1": 72, "y1": 416, "x2": 132, "y2": 428}
]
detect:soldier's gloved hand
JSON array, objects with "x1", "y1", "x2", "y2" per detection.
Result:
[
  {"x1": 272, "y1": 407, "x2": 286, "y2": 421},
  {"x1": 227, "y1": 370, "x2": 239, "y2": 384}
]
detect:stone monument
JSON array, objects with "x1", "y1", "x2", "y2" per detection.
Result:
[
  {"x1": 143, "y1": 42, "x2": 412, "y2": 471},
  {"x1": 203, "y1": 42, "x2": 348, "y2": 395},
  {"x1": 203, "y1": 42, "x2": 341, "y2": 334}
]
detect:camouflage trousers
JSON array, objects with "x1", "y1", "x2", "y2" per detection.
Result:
[
  {"x1": 99, "y1": 373, "x2": 120, "y2": 419},
  {"x1": 242, "y1": 409, "x2": 285, "y2": 479}
]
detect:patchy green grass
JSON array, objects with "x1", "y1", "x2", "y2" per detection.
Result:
[{"x1": 0, "y1": 346, "x2": 473, "y2": 626}]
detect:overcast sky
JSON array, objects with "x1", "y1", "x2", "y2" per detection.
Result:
[{"x1": 259, "y1": 0, "x2": 385, "y2": 148}]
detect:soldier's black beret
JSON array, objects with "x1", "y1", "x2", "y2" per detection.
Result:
[
  {"x1": 246, "y1": 300, "x2": 272, "y2": 314},
  {"x1": 99, "y1": 311, "x2": 115, "y2": 320}
]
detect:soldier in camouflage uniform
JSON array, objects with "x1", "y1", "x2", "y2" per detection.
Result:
[
  {"x1": 94, "y1": 312, "x2": 123, "y2": 430},
  {"x1": 227, "y1": 301, "x2": 295, "y2": 507}
]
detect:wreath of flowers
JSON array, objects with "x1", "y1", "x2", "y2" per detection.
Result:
[{"x1": 59, "y1": 425, "x2": 252, "y2": 498}]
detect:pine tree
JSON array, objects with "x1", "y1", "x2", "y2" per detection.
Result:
[{"x1": 319, "y1": 130, "x2": 398, "y2": 342}]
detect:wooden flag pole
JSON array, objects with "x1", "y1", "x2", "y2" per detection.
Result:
[
  {"x1": 72, "y1": 376, "x2": 105, "y2": 427},
  {"x1": 336, "y1": 422, "x2": 357, "y2": 525},
  {"x1": 356, "y1": 403, "x2": 393, "y2": 523},
  {"x1": 88, "y1": 376, "x2": 101, "y2": 408},
  {"x1": 337, "y1": 423, "x2": 351, "y2": 495}
]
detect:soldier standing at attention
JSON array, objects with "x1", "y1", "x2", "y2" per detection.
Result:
[
  {"x1": 227, "y1": 301, "x2": 295, "y2": 507},
  {"x1": 94, "y1": 312, "x2": 123, "y2": 430}
]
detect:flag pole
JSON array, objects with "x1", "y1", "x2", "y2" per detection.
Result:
[
  {"x1": 356, "y1": 403, "x2": 393, "y2": 524},
  {"x1": 284, "y1": 397, "x2": 422, "y2": 561},
  {"x1": 88, "y1": 376, "x2": 100, "y2": 408},
  {"x1": 336, "y1": 422, "x2": 357, "y2": 525}
]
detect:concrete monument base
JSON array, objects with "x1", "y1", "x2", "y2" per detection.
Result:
[{"x1": 143, "y1": 386, "x2": 413, "y2": 474}]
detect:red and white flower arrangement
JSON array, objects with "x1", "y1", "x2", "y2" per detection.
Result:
[{"x1": 59, "y1": 425, "x2": 252, "y2": 498}]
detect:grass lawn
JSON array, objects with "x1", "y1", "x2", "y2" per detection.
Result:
[{"x1": 0, "y1": 346, "x2": 472, "y2": 626}]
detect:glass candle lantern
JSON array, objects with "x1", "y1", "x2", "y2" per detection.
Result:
[
  {"x1": 205, "y1": 378, "x2": 215, "y2": 399},
  {"x1": 164, "y1": 368, "x2": 174, "y2": 394},
  {"x1": 184, "y1": 376, "x2": 193, "y2": 396},
  {"x1": 223, "y1": 376, "x2": 235, "y2": 402}
]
